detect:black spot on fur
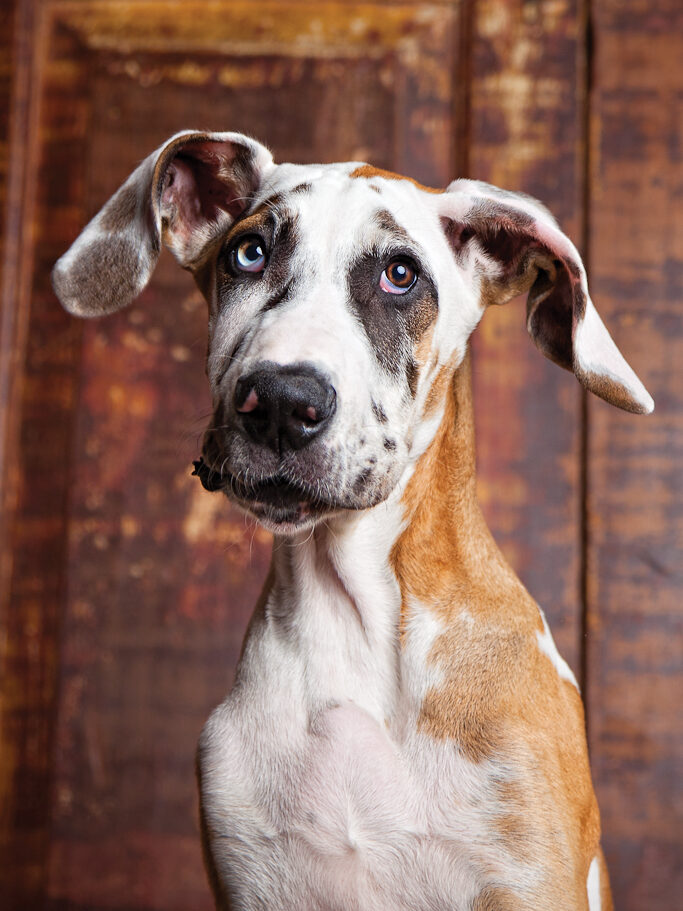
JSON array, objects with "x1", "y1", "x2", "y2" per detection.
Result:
[
  {"x1": 373, "y1": 210, "x2": 412, "y2": 242},
  {"x1": 371, "y1": 400, "x2": 388, "y2": 423},
  {"x1": 353, "y1": 468, "x2": 373, "y2": 495},
  {"x1": 406, "y1": 359, "x2": 419, "y2": 397},
  {"x1": 383, "y1": 437, "x2": 396, "y2": 451}
]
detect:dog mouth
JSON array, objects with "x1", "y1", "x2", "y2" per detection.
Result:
[{"x1": 192, "y1": 457, "x2": 331, "y2": 527}]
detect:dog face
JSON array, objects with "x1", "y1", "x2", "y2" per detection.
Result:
[
  {"x1": 53, "y1": 131, "x2": 653, "y2": 533},
  {"x1": 194, "y1": 164, "x2": 481, "y2": 531}
]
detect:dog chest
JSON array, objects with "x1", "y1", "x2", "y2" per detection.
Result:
[{"x1": 199, "y1": 697, "x2": 505, "y2": 910}]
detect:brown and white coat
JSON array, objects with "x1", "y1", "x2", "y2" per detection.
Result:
[{"x1": 53, "y1": 131, "x2": 653, "y2": 910}]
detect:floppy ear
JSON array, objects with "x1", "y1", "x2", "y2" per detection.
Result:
[
  {"x1": 438, "y1": 179, "x2": 654, "y2": 414},
  {"x1": 52, "y1": 130, "x2": 274, "y2": 317}
]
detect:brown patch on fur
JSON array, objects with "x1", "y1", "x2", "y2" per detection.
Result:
[
  {"x1": 414, "y1": 327, "x2": 434, "y2": 366},
  {"x1": 390, "y1": 351, "x2": 603, "y2": 905},
  {"x1": 422, "y1": 353, "x2": 457, "y2": 418},
  {"x1": 350, "y1": 164, "x2": 443, "y2": 194},
  {"x1": 480, "y1": 267, "x2": 543, "y2": 310},
  {"x1": 221, "y1": 195, "x2": 282, "y2": 248}
]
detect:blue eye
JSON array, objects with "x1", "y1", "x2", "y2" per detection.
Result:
[
  {"x1": 380, "y1": 260, "x2": 417, "y2": 294},
  {"x1": 234, "y1": 236, "x2": 267, "y2": 273}
]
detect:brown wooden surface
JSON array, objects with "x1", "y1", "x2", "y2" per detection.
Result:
[
  {"x1": 0, "y1": 1, "x2": 680, "y2": 909},
  {"x1": 585, "y1": 2, "x2": 683, "y2": 909}
]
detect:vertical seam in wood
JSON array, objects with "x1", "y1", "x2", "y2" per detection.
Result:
[
  {"x1": 0, "y1": 0, "x2": 36, "y2": 597},
  {"x1": 455, "y1": 0, "x2": 473, "y2": 177},
  {"x1": 579, "y1": 0, "x2": 593, "y2": 733}
]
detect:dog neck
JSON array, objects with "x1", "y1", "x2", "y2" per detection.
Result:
[
  {"x1": 391, "y1": 351, "x2": 530, "y2": 623},
  {"x1": 257, "y1": 351, "x2": 533, "y2": 724}
]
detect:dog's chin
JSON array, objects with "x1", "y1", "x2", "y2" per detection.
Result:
[
  {"x1": 232, "y1": 480, "x2": 335, "y2": 534},
  {"x1": 241, "y1": 499, "x2": 331, "y2": 535},
  {"x1": 193, "y1": 459, "x2": 339, "y2": 534}
]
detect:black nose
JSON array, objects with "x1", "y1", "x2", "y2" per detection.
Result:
[{"x1": 234, "y1": 363, "x2": 337, "y2": 452}]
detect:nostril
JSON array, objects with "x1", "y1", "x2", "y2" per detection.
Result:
[
  {"x1": 292, "y1": 403, "x2": 319, "y2": 426},
  {"x1": 236, "y1": 388, "x2": 259, "y2": 414}
]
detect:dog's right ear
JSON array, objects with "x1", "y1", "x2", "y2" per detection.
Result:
[{"x1": 52, "y1": 131, "x2": 274, "y2": 317}]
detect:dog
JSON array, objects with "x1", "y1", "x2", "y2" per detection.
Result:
[{"x1": 53, "y1": 130, "x2": 653, "y2": 910}]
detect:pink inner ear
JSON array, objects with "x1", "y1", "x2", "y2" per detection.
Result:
[
  {"x1": 163, "y1": 159, "x2": 203, "y2": 237},
  {"x1": 161, "y1": 148, "x2": 249, "y2": 247}
]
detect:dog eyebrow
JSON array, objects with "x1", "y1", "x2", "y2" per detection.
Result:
[
  {"x1": 373, "y1": 209, "x2": 413, "y2": 245},
  {"x1": 221, "y1": 194, "x2": 294, "y2": 248},
  {"x1": 222, "y1": 206, "x2": 274, "y2": 247}
]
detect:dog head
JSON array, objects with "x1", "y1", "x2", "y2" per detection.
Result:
[{"x1": 53, "y1": 130, "x2": 653, "y2": 533}]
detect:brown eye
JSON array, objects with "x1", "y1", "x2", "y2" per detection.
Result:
[{"x1": 380, "y1": 261, "x2": 417, "y2": 295}]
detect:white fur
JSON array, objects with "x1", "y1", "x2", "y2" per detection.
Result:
[
  {"x1": 575, "y1": 300, "x2": 654, "y2": 413},
  {"x1": 536, "y1": 608, "x2": 580, "y2": 690},
  {"x1": 587, "y1": 855, "x2": 601, "y2": 911}
]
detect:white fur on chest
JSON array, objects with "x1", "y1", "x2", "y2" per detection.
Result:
[
  {"x1": 199, "y1": 521, "x2": 529, "y2": 911},
  {"x1": 200, "y1": 694, "x2": 513, "y2": 911}
]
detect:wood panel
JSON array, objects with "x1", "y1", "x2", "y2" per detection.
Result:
[
  {"x1": 1, "y1": 1, "x2": 681, "y2": 909},
  {"x1": 586, "y1": 2, "x2": 683, "y2": 909},
  {"x1": 0, "y1": 2, "x2": 88, "y2": 907},
  {"x1": 468, "y1": 0, "x2": 585, "y2": 673}
]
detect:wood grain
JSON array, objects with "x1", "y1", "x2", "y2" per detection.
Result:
[
  {"x1": 468, "y1": 0, "x2": 585, "y2": 674},
  {"x1": 0, "y1": 3, "x2": 87, "y2": 907},
  {"x1": 585, "y1": 2, "x2": 683, "y2": 908}
]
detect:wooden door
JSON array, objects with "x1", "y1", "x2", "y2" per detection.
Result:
[{"x1": 1, "y1": 1, "x2": 680, "y2": 909}]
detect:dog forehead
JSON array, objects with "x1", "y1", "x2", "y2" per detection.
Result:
[{"x1": 253, "y1": 161, "x2": 442, "y2": 253}]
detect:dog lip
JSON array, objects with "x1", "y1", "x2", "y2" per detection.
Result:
[
  {"x1": 229, "y1": 470, "x2": 332, "y2": 529},
  {"x1": 192, "y1": 457, "x2": 325, "y2": 510},
  {"x1": 238, "y1": 474, "x2": 316, "y2": 508}
]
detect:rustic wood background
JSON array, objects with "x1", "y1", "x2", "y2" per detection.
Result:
[{"x1": 0, "y1": 1, "x2": 680, "y2": 908}]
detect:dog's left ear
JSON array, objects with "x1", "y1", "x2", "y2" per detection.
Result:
[
  {"x1": 53, "y1": 130, "x2": 274, "y2": 317},
  {"x1": 438, "y1": 179, "x2": 654, "y2": 414}
]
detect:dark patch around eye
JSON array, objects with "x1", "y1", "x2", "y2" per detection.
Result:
[
  {"x1": 347, "y1": 248, "x2": 438, "y2": 395},
  {"x1": 217, "y1": 209, "x2": 299, "y2": 310},
  {"x1": 263, "y1": 215, "x2": 298, "y2": 290}
]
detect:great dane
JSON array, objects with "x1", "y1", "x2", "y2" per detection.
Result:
[{"x1": 53, "y1": 130, "x2": 653, "y2": 910}]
